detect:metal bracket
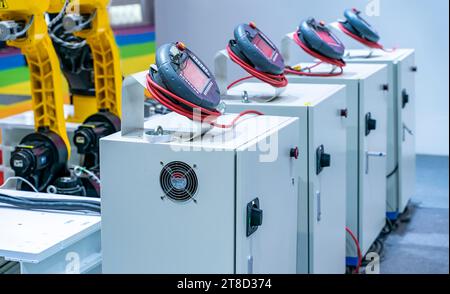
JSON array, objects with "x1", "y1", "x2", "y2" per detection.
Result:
[
  {"x1": 280, "y1": 32, "x2": 297, "y2": 65},
  {"x1": 121, "y1": 71, "x2": 147, "y2": 137}
]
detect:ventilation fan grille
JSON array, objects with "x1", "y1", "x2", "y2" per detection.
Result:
[{"x1": 160, "y1": 161, "x2": 198, "y2": 202}]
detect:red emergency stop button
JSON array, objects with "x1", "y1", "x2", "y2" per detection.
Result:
[{"x1": 176, "y1": 42, "x2": 186, "y2": 51}]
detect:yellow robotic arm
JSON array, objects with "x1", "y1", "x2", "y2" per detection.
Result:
[
  {"x1": 0, "y1": 1, "x2": 69, "y2": 150},
  {"x1": 49, "y1": 0, "x2": 122, "y2": 172},
  {"x1": 0, "y1": 0, "x2": 71, "y2": 191},
  {"x1": 63, "y1": 0, "x2": 122, "y2": 118}
]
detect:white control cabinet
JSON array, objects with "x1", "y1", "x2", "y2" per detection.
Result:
[
  {"x1": 101, "y1": 75, "x2": 300, "y2": 274},
  {"x1": 284, "y1": 63, "x2": 388, "y2": 266},
  {"x1": 345, "y1": 49, "x2": 416, "y2": 220},
  {"x1": 224, "y1": 83, "x2": 347, "y2": 274}
]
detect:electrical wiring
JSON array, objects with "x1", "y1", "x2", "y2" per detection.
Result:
[
  {"x1": 50, "y1": 23, "x2": 87, "y2": 49},
  {"x1": 387, "y1": 164, "x2": 399, "y2": 179},
  {"x1": 337, "y1": 22, "x2": 396, "y2": 53},
  {"x1": 227, "y1": 76, "x2": 255, "y2": 90},
  {"x1": 0, "y1": 176, "x2": 38, "y2": 193},
  {"x1": 49, "y1": 8, "x2": 97, "y2": 50},
  {"x1": 67, "y1": 10, "x2": 98, "y2": 34},
  {"x1": 72, "y1": 165, "x2": 101, "y2": 184},
  {"x1": 346, "y1": 226, "x2": 362, "y2": 274},
  {"x1": 48, "y1": 0, "x2": 69, "y2": 29},
  {"x1": 226, "y1": 44, "x2": 288, "y2": 89},
  {"x1": 0, "y1": 193, "x2": 101, "y2": 213},
  {"x1": 209, "y1": 110, "x2": 264, "y2": 129},
  {"x1": 146, "y1": 74, "x2": 263, "y2": 129},
  {"x1": 10, "y1": 15, "x2": 35, "y2": 40}
]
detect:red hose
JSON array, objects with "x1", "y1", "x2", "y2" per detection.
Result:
[
  {"x1": 146, "y1": 74, "x2": 263, "y2": 129},
  {"x1": 226, "y1": 44, "x2": 288, "y2": 89},
  {"x1": 227, "y1": 76, "x2": 255, "y2": 90},
  {"x1": 210, "y1": 110, "x2": 264, "y2": 128},
  {"x1": 346, "y1": 226, "x2": 362, "y2": 274},
  {"x1": 337, "y1": 23, "x2": 396, "y2": 53}
]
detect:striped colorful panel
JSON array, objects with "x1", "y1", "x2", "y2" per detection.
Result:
[{"x1": 0, "y1": 26, "x2": 155, "y2": 116}]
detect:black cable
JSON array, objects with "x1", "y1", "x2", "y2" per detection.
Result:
[
  {"x1": 0, "y1": 193, "x2": 100, "y2": 213},
  {"x1": 386, "y1": 164, "x2": 399, "y2": 178}
]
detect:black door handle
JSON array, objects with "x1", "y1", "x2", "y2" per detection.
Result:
[
  {"x1": 247, "y1": 198, "x2": 263, "y2": 237},
  {"x1": 316, "y1": 145, "x2": 331, "y2": 175},
  {"x1": 365, "y1": 112, "x2": 377, "y2": 136},
  {"x1": 402, "y1": 89, "x2": 409, "y2": 109}
]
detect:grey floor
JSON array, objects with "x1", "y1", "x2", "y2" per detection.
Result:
[{"x1": 380, "y1": 155, "x2": 449, "y2": 274}]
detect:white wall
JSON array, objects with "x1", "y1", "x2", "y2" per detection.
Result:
[{"x1": 155, "y1": 0, "x2": 449, "y2": 156}]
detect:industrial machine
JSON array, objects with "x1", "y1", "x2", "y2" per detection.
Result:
[
  {"x1": 0, "y1": 1, "x2": 71, "y2": 193},
  {"x1": 344, "y1": 50, "x2": 416, "y2": 221},
  {"x1": 48, "y1": 1, "x2": 96, "y2": 123},
  {"x1": 101, "y1": 111, "x2": 299, "y2": 274},
  {"x1": 101, "y1": 43, "x2": 299, "y2": 273},
  {"x1": 50, "y1": 0, "x2": 122, "y2": 125},
  {"x1": 101, "y1": 66, "x2": 300, "y2": 273},
  {"x1": 282, "y1": 21, "x2": 390, "y2": 269},
  {"x1": 215, "y1": 25, "x2": 355, "y2": 273},
  {"x1": 50, "y1": 0, "x2": 122, "y2": 195},
  {"x1": 0, "y1": 1, "x2": 121, "y2": 197},
  {"x1": 222, "y1": 82, "x2": 348, "y2": 274},
  {"x1": 285, "y1": 64, "x2": 388, "y2": 271},
  {"x1": 330, "y1": 8, "x2": 417, "y2": 221},
  {"x1": 216, "y1": 26, "x2": 350, "y2": 273}
]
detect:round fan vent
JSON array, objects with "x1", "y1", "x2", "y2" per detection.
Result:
[{"x1": 160, "y1": 161, "x2": 198, "y2": 202}]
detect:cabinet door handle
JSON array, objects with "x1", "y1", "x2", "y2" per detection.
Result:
[
  {"x1": 247, "y1": 255, "x2": 253, "y2": 274},
  {"x1": 366, "y1": 151, "x2": 387, "y2": 174},
  {"x1": 316, "y1": 191, "x2": 322, "y2": 222}
]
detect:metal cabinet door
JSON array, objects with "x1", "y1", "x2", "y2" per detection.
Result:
[
  {"x1": 397, "y1": 52, "x2": 417, "y2": 213},
  {"x1": 309, "y1": 92, "x2": 347, "y2": 274},
  {"x1": 235, "y1": 120, "x2": 299, "y2": 274},
  {"x1": 360, "y1": 71, "x2": 388, "y2": 254}
]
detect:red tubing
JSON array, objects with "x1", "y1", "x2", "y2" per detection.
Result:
[
  {"x1": 346, "y1": 226, "x2": 363, "y2": 274},
  {"x1": 226, "y1": 44, "x2": 288, "y2": 89},
  {"x1": 146, "y1": 74, "x2": 263, "y2": 129}
]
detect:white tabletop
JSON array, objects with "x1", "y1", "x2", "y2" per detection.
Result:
[{"x1": 0, "y1": 189, "x2": 100, "y2": 263}]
